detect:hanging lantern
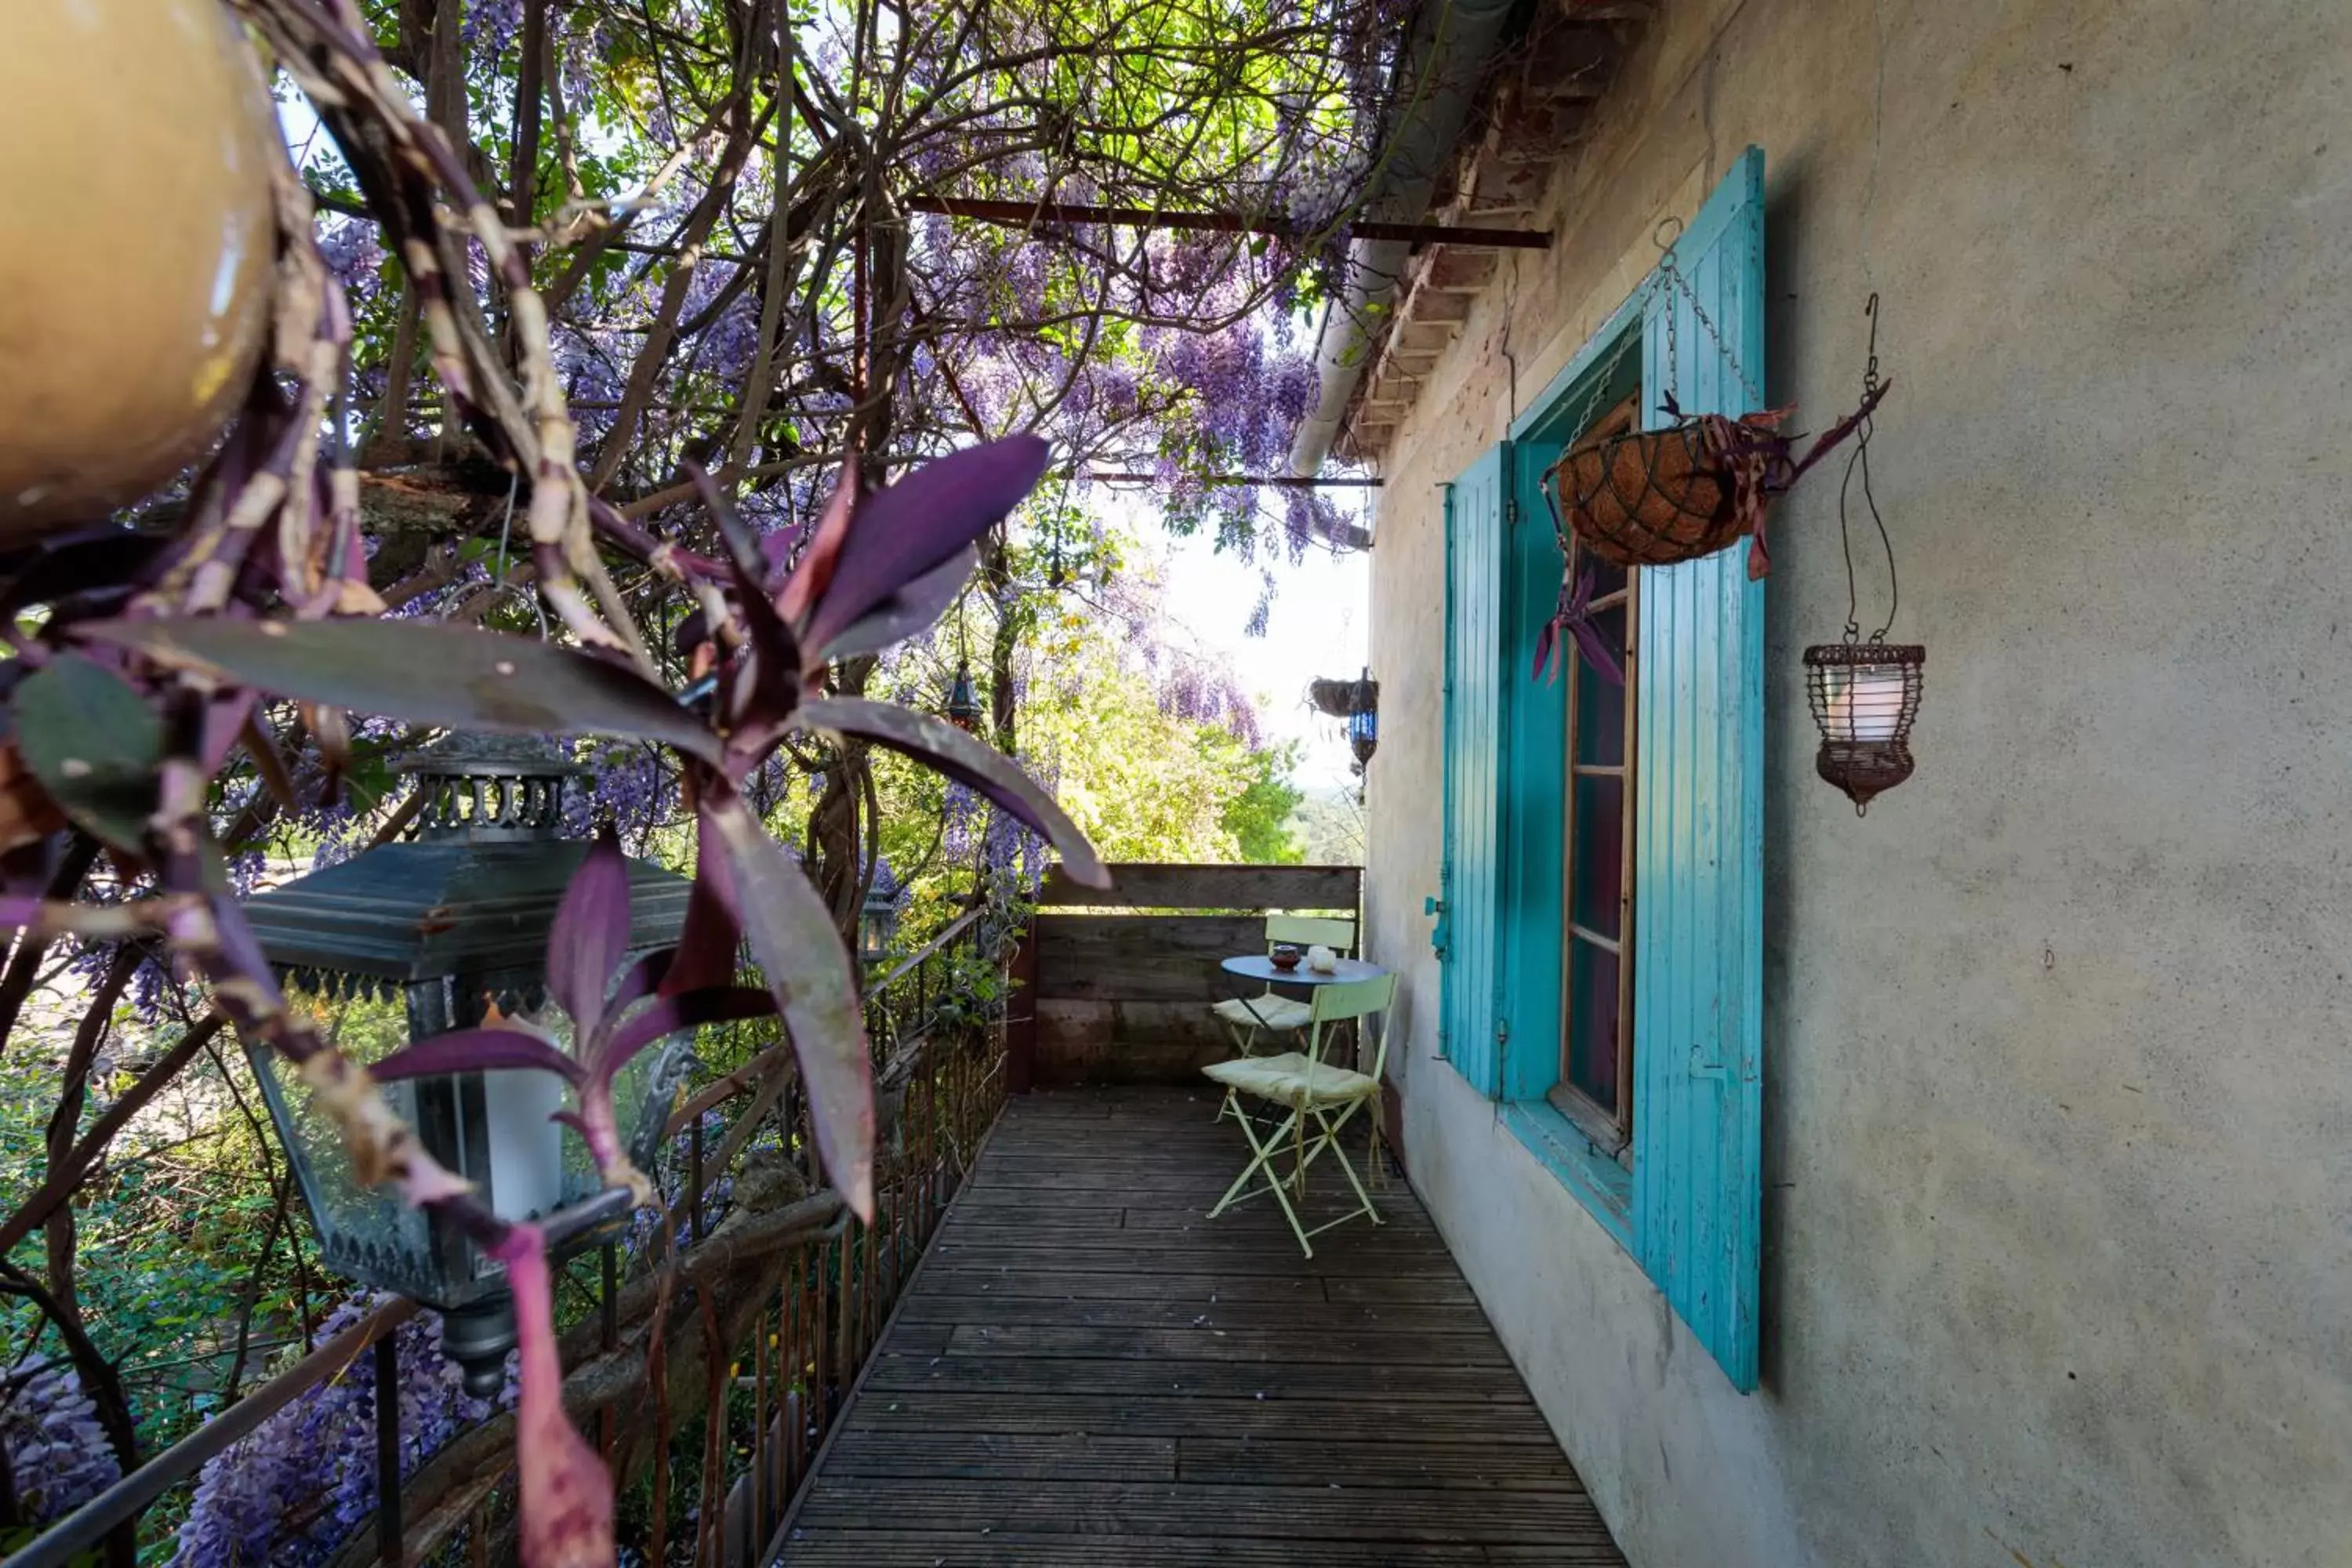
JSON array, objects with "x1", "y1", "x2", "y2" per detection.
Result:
[
  {"x1": 944, "y1": 661, "x2": 982, "y2": 731},
  {"x1": 238, "y1": 735, "x2": 694, "y2": 1392},
  {"x1": 859, "y1": 880, "x2": 902, "y2": 967},
  {"x1": 1805, "y1": 294, "x2": 1921, "y2": 816},
  {"x1": 1804, "y1": 643, "x2": 1924, "y2": 813}
]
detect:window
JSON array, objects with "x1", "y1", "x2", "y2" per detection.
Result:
[
  {"x1": 1438, "y1": 147, "x2": 1768, "y2": 1392},
  {"x1": 1549, "y1": 398, "x2": 1639, "y2": 1153}
]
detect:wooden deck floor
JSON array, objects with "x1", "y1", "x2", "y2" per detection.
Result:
[{"x1": 775, "y1": 1087, "x2": 1626, "y2": 1566}]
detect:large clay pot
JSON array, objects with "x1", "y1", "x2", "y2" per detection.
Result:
[{"x1": 0, "y1": 0, "x2": 281, "y2": 543}]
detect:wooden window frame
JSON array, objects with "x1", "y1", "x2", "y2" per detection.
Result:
[{"x1": 1547, "y1": 396, "x2": 1639, "y2": 1159}]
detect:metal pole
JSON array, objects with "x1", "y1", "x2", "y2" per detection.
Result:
[
  {"x1": 1087, "y1": 472, "x2": 1383, "y2": 487},
  {"x1": 375, "y1": 1332, "x2": 405, "y2": 1567}
]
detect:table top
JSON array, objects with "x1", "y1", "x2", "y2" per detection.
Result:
[{"x1": 1221, "y1": 953, "x2": 1386, "y2": 985}]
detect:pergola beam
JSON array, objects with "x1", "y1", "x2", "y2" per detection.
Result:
[
  {"x1": 905, "y1": 195, "x2": 1549, "y2": 250},
  {"x1": 1087, "y1": 473, "x2": 1382, "y2": 488}
]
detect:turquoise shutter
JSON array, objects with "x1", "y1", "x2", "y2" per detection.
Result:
[
  {"x1": 1440, "y1": 444, "x2": 1507, "y2": 1094},
  {"x1": 1631, "y1": 148, "x2": 1769, "y2": 1392},
  {"x1": 1496, "y1": 437, "x2": 1567, "y2": 1102}
]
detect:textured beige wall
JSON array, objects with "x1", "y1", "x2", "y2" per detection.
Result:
[{"x1": 1362, "y1": 2, "x2": 2352, "y2": 1565}]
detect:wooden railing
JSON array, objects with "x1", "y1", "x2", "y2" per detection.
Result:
[
  {"x1": 1012, "y1": 862, "x2": 1363, "y2": 1086},
  {"x1": 15, "y1": 911, "x2": 1012, "y2": 1568}
]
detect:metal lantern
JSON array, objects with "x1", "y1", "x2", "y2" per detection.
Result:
[
  {"x1": 1308, "y1": 667, "x2": 1379, "y2": 774},
  {"x1": 858, "y1": 869, "x2": 902, "y2": 967},
  {"x1": 943, "y1": 662, "x2": 982, "y2": 731},
  {"x1": 238, "y1": 735, "x2": 693, "y2": 1392},
  {"x1": 1803, "y1": 642, "x2": 1925, "y2": 814}
]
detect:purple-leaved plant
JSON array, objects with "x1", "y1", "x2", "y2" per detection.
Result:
[{"x1": 365, "y1": 829, "x2": 773, "y2": 1203}]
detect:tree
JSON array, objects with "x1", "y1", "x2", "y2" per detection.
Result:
[
  {"x1": 0, "y1": 0, "x2": 1406, "y2": 1555},
  {"x1": 1221, "y1": 743, "x2": 1307, "y2": 864}
]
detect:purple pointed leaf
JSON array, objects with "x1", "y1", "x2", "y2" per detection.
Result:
[
  {"x1": 683, "y1": 465, "x2": 806, "y2": 726},
  {"x1": 370, "y1": 1027, "x2": 586, "y2": 1086},
  {"x1": 78, "y1": 618, "x2": 726, "y2": 768},
  {"x1": 594, "y1": 985, "x2": 776, "y2": 1082},
  {"x1": 607, "y1": 949, "x2": 672, "y2": 1021},
  {"x1": 490, "y1": 1223, "x2": 616, "y2": 1568},
  {"x1": 776, "y1": 463, "x2": 858, "y2": 627},
  {"x1": 758, "y1": 514, "x2": 813, "y2": 583},
  {"x1": 817, "y1": 543, "x2": 978, "y2": 663},
  {"x1": 1570, "y1": 619, "x2": 1625, "y2": 686},
  {"x1": 703, "y1": 792, "x2": 873, "y2": 1219},
  {"x1": 797, "y1": 696, "x2": 1110, "y2": 888},
  {"x1": 549, "y1": 832, "x2": 631, "y2": 1045},
  {"x1": 802, "y1": 436, "x2": 1050, "y2": 654},
  {"x1": 662, "y1": 809, "x2": 742, "y2": 996}
]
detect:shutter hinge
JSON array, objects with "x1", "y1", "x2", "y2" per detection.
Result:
[{"x1": 1494, "y1": 1018, "x2": 1510, "y2": 1046}]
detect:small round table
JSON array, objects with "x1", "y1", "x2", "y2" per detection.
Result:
[
  {"x1": 1218, "y1": 954, "x2": 1388, "y2": 1035},
  {"x1": 1220, "y1": 953, "x2": 1386, "y2": 990}
]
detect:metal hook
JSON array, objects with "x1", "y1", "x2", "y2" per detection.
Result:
[
  {"x1": 1653, "y1": 216, "x2": 1684, "y2": 253},
  {"x1": 1862, "y1": 292, "x2": 1883, "y2": 392}
]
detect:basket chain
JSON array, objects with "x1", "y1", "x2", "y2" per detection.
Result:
[{"x1": 1652, "y1": 216, "x2": 1765, "y2": 413}]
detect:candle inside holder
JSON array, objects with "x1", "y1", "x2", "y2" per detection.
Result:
[{"x1": 1823, "y1": 663, "x2": 1908, "y2": 742}]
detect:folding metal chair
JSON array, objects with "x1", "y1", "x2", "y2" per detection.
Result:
[
  {"x1": 1202, "y1": 971, "x2": 1395, "y2": 1257},
  {"x1": 1209, "y1": 914, "x2": 1355, "y2": 1123}
]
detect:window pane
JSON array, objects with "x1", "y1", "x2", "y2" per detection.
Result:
[
  {"x1": 1570, "y1": 773, "x2": 1626, "y2": 941},
  {"x1": 1563, "y1": 935, "x2": 1621, "y2": 1112},
  {"x1": 1571, "y1": 600, "x2": 1630, "y2": 768}
]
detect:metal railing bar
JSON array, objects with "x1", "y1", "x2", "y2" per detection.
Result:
[
  {"x1": 869, "y1": 908, "x2": 984, "y2": 995},
  {"x1": 12, "y1": 1299, "x2": 420, "y2": 1568}
]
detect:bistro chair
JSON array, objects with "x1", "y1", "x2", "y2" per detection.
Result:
[
  {"x1": 1209, "y1": 914, "x2": 1355, "y2": 1123},
  {"x1": 1202, "y1": 971, "x2": 1395, "y2": 1258}
]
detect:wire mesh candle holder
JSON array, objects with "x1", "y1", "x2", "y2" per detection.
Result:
[
  {"x1": 1803, "y1": 641, "x2": 1924, "y2": 814},
  {"x1": 1804, "y1": 293, "x2": 1922, "y2": 815}
]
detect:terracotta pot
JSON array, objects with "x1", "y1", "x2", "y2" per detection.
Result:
[{"x1": 0, "y1": 0, "x2": 280, "y2": 542}]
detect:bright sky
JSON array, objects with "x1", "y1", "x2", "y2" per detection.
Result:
[{"x1": 1102, "y1": 494, "x2": 1371, "y2": 797}]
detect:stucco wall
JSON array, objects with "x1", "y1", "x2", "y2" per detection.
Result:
[{"x1": 1362, "y1": 2, "x2": 2352, "y2": 1565}]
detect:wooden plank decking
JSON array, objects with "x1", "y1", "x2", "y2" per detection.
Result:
[{"x1": 776, "y1": 1087, "x2": 1626, "y2": 1566}]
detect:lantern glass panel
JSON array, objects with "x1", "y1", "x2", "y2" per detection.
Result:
[{"x1": 252, "y1": 970, "x2": 667, "y2": 1311}]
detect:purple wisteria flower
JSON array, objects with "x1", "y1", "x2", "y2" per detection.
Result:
[
  {"x1": 171, "y1": 1301, "x2": 500, "y2": 1568},
  {"x1": 0, "y1": 1357, "x2": 120, "y2": 1527}
]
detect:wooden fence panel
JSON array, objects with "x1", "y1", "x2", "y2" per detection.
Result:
[
  {"x1": 1033, "y1": 914, "x2": 1265, "y2": 1002},
  {"x1": 1025, "y1": 863, "x2": 1363, "y2": 1085},
  {"x1": 1039, "y1": 863, "x2": 1359, "y2": 912}
]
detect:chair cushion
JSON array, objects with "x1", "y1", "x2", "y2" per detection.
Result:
[
  {"x1": 1211, "y1": 994, "x2": 1312, "y2": 1032},
  {"x1": 1203, "y1": 1051, "x2": 1379, "y2": 1110}
]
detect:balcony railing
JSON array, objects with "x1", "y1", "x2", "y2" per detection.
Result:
[{"x1": 13, "y1": 908, "x2": 1014, "y2": 1568}]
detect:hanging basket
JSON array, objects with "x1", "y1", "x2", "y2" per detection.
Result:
[
  {"x1": 1550, "y1": 423, "x2": 1743, "y2": 569},
  {"x1": 1307, "y1": 673, "x2": 1377, "y2": 718},
  {"x1": 1544, "y1": 381, "x2": 1893, "y2": 581}
]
